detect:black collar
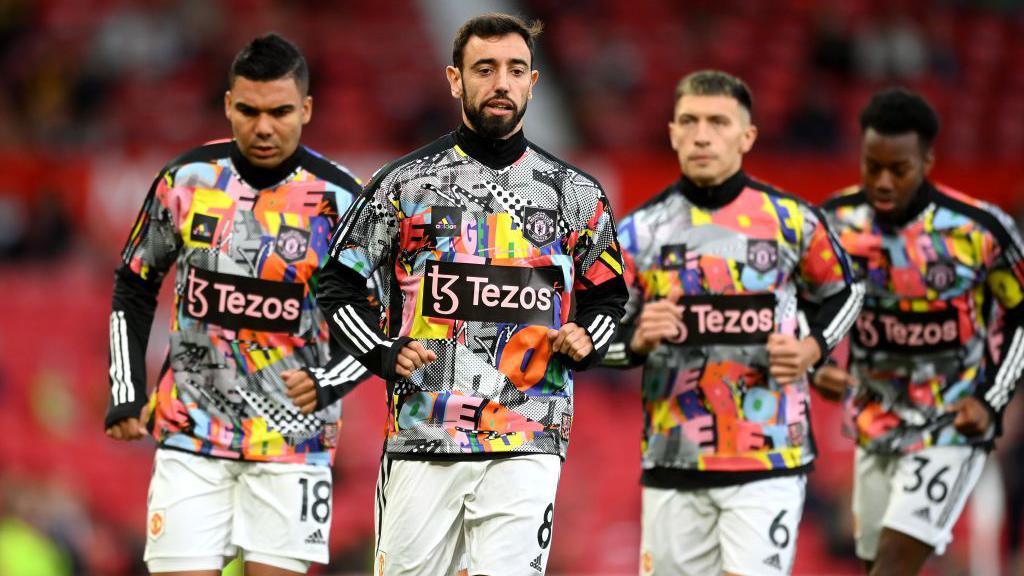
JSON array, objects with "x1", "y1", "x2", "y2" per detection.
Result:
[
  {"x1": 677, "y1": 170, "x2": 748, "y2": 209},
  {"x1": 874, "y1": 180, "x2": 933, "y2": 230},
  {"x1": 230, "y1": 142, "x2": 305, "y2": 190},
  {"x1": 454, "y1": 124, "x2": 528, "y2": 170}
]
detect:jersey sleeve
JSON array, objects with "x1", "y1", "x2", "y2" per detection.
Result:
[
  {"x1": 795, "y1": 204, "x2": 864, "y2": 365},
  {"x1": 566, "y1": 175, "x2": 629, "y2": 370},
  {"x1": 106, "y1": 170, "x2": 181, "y2": 429},
  {"x1": 602, "y1": 212, "x2": 648, "y2": 369},
  {"x1": 303, "y1": 167, "x2": 374, "y2": 407},
  {"x1": 317, "y1": 169, "x2": 409, "y2": 381},
  {"x1": 978, "y1": 204, "x2": 1024, "y2": 420}
]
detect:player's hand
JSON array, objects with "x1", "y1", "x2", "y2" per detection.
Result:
[
  {"x1": 766, "y1": 334, "x2": 822, "y2": 386},
  {"x1": 547, "y1": 322, "x2": 594, "y2": 362},
  {"x1": 105, "y1": 404, "x2": 149, "y2": 441},
  {"x1": 812, "y1": 365, "x2": 854, "y2": 402},
  {"x1": 283, "y1": 369, "x2": 318, "y2": 414},
  {"x1": 629, "y1": 287, "x2": 685, "y2": 356},
  {"x1": 949, "y1": 397, "x2": 992, "y2": 437},
  {"x1": 395, "y1": 340, "x2": 437, "y2": 378}
]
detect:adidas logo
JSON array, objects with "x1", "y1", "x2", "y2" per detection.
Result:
[
  {"x1": 913, "y1": 507, "x2": 932, "y2": 523},
  {"x1": 529, "y1": 554, "x2": 543, "y2": 572},
  {"x1": 305, "y1": 529, "x2": 326, "y2": 545},
  {"x1": 763, "y1": 553, "x2": 782, "y2": 570}
]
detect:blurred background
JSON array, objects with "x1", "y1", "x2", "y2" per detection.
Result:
[{"x1": 1, "y1": 0, "x2": 1023, "y2": 574}]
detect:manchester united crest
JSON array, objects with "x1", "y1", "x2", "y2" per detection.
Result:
[
  {"x1": 522, "y1": 207, "x2": 558, "y2": 248},
  {"x1": 275, "y1": 225, "x2": 311, "y2": 263}
]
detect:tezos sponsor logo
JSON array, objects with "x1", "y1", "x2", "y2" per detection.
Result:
[
  {"x1": 185, "y1": 267, "x2": 304, "y2": 333},
  {"x1": 667, "y1": 293, "x2": 776, "y2": 346},
  {"x1": 423, "y1": 260, "x2": 561, "y2": 325}
]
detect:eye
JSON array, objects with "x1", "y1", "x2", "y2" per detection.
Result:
[
  {"x1": 477, "y1": 67, "x2": 493, "y2": 76},
  {"x1": 511, "y1": 68, "x2": 526, "y2": 77},
  {"x1": 271, "y1": 108, "x2": 292, "y2": 118}
]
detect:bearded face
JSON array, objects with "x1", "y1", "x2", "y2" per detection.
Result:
[{"x1": 447, "y1": 33, "x2": 538, "y2": 140}]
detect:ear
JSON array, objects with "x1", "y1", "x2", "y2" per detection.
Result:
[
  {"x1": 922, "y1": 146, "x2": 935, "y2": 176},
  {"x1": 302, "y1": 95, "x2": 313, "y2": 125},
  {"x1": 446, "y1": 66, "x2": 462, "y2": 99},
  {"x1": 668, "y1": 121, "x2": 681, "y2": 152},
  {"x1": 528, "y1": 69, "x2": 539, "y2": 100},
  {"x1": 224, "y1": 91, "x2": 232, "y2": 120},
  {"x1": 740, "y1": 124, "x2": 758, "y2": 154}
]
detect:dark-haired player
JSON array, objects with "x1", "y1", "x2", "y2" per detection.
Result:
[
  {"x1": 603, "y1": 70, "x2": 862, "y2": 576},
  {"x1": 105, "y1": 34, "x2": 369, "y2": 575},
  {"x1": 815, "y1": 88, "x2": 1024, "y2": 575},
  {"x1": 315, "y1": 13, "x2": 627, "y2": 576}
]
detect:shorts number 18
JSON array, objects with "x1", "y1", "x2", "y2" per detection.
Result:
[{"x1": 298, "y1": 478, "x2": 331, "y2": 523}]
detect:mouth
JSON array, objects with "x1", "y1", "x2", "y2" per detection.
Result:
[
  {"x1": 687, "y1": 154, "x2": 716, "y2": 163},
  {"x1": 868, "y1": 191, "x2": 896, "y2": 211},
  {"x1": 251, "y1": 145, "x2": 277, "y2": 158},
  {"x1": 483, "y1": 99, "x2": 515, "y2": 116}
]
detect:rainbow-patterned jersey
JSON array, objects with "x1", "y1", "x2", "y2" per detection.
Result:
[
  {"x1": 605, "y1": 171, "x2": 862, "y2": 488},
  {"x1": 106, "y1": 140, "x2": 369, "y2": 466},
  {"x1": 317, "y1": 125, "x2": 628, "y2": 460},
  {"x1": 823, "y1": 181, "x2": 1024, "y2": 454}
]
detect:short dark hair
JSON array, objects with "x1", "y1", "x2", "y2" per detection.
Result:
[
  {"x1": 229, "y1": 33, "x2": 309, "y2": 95},
  {"x1": 674, "y1": 70, "x2": 754, "y2": 119},
  {"x1": 452, "y1": 13, "x2": 544, "y2": 70},
  {"x1": 859, "y1": 88, "x2": 940, "y2": 149}
]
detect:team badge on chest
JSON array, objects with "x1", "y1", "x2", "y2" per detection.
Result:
[
  {"x1": 522, "y1": 207, "x2": 558, "y2": 248},
  {"x1": 275, "y1": 225, "x2": 311, "y2": 263},
  {"x1": 747, "y1": 239, "x2": 778, "y2": 273},
  {"x1": 925, "y1": 259, "x2": 957, "y2": 291}
]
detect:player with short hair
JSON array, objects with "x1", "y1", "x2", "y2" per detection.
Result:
[
  {"x1": 105, "y1": 33, "x2": 370, "y2": 575},
  {"x1": 814, "y1": 88, "x2": 1024, "y2": 575},
  {"x1": 314, "y1": 13, "x2": 628, "y2": 576},
  {"x1": 603, "y1": 70, "x2": 863, "y2": 576}
]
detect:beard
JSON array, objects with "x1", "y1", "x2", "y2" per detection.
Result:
[{"x1": 463, "y1": 95, "x2": 528, "y2": 139}]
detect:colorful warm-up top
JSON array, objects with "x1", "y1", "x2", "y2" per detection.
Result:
[
  {"x1": 317, "y1": 125, "x2": 628, "y2": 460},
  {"x1": 106, "y1": 140, "x2": 369, "y2": 465},
  {"x1": 823, "y1": 181, "x2": 1024, "y2": 454},
  {"x1": 606, "y1": 171, "x2": 862, "y2": 488}
]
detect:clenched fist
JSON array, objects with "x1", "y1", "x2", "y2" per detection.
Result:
[
  {"x1": 547, "y1": 323, "x2": 594, "y2": 362},
  {"x1": 395, "y1": 340, "x2": 437, "y2": 378},
  {"x1": 630, "y1": 287, "x2": 685, "y2": 356},
  {"x1": 283, "y1": 369, "x2": 318, "y2": 414},
  {"x1": 811, "y1": 364, "x2": 855, "y2": 402},
  {"x1": 105, "y1": 404, "x2": 150, "y2": 441},
  {"x1": 766, "y1": 333, "x2": 821, "y2": 386},
  {"x1": 949, "y1": 397, "x2": 992, "y2": 437}
]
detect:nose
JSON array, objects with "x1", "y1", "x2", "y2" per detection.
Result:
[
  {"x1": 494, "y1": 68, "x2": 512, "y2": 93},
  {"x1": 875, "y1": 170, "x2": 894, "y2": 191},
  {"x1": 254, "y1": 113, "x2": 274, "y2": 139},
  {"x1": 693, "y1": 120, "x2": 712, "y2": 146}
]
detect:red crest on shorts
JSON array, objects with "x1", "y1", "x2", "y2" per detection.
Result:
[{"x1": 149, "y1": 510, "x2": 165, "y2": 540}]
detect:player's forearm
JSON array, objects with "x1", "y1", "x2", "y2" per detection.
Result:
[
  {"x1": 302, "y1": 336, "x2": 373, "y2": 408},
  {"x1": 106, "y1": 265, "x2": 159, "y2": 428},
  {"x1": 805, "y1": 282, "x2": 864, "y2": 368},
  {"x1": 569, "y1": 276, "x2": 629, "y2": 370},
  {"x1": 980, "y1": 309, "x2": 1024, "y2": 423},
  {"x1": 316, "y1": 258, "x2": 409, "y2": 381}
]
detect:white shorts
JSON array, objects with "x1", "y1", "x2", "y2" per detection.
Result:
[
  {"x1": 373, "y1": 453, "x2": 561, "y2": 576},
  {"x1": 640, "y1": 475, "x2": 806, "y2": 576},
  {"x1": 144, "y1": 449, "x2": 333, "y2": 573},
  {"x1": 853, "y1": 445, "x2": 986, "y2": 560}
]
